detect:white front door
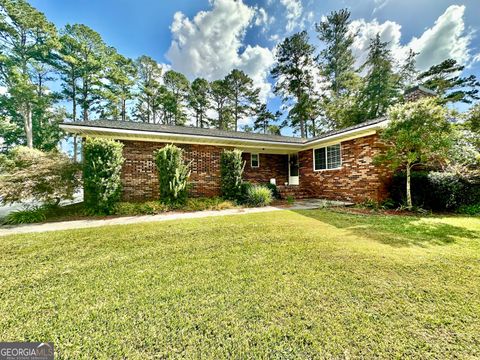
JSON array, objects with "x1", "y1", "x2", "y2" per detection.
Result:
[{"x1": 288, "y1": 154, "x2": 299, "y2": 185}]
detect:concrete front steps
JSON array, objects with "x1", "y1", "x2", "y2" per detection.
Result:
[{"x1": 277, "y1": 185, "x2": 311, "y2": 200}]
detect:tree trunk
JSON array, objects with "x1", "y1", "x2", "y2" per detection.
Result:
[
  {"x1": 406, "y1": 164, "x2": 412, "y2": 209},
  {"x1": 73, "y1": 136, "x2": 78, "y2": 163},
  {"x1": 72, "y1": 75, "x2": 78, "y2": 162},
  {"x1": 82, "y1": 80, "x2": 88, "y2": 121},
  {"x1": 122, "y1": 99, "x2": 126, "y2": 121},
  {"x1": 24, "y1": 102, "x2": 33, "y2": 148}
]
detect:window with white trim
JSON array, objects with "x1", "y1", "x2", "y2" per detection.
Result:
[
  {"x1": 314, "y1": 144, "x2": 341, "y2": 170},
  {"x1": 251, "y1": 153, "x2": 259, "y2": 168}
]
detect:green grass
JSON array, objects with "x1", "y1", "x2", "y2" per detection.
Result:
[
  {"x1": 1, "y1": 198, "x2": 237, "y2": 224},
  {"x1": 1, "y1": 209, "x2": 479, "y2": 358}
]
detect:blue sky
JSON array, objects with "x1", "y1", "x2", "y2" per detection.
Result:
[{"x1": 30, "y1": 0, "x2": 480, "y2": 132}]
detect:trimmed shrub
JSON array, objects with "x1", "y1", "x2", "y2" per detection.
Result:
[
  {"x1": 3, "y1": 207, "x2": 47, "y2": 225},
  {"x1": 389, "y1": 171, "x2": 480, "y2": 211},
  {"x1": 0, "y1": 146, "x2": 81, "y2": 205},
  {"x1": 220, "y1": 149, "x2": 245, "y2": 201},
  {"x1": 154, "y1": 145, "x2": 191, "y2": 205},
  {"x1": 245, "y1": 185, "x2": 273, "y2": 207},
  {"x1": 83, "y1": 138, "x2": 124, "y2": 215},
  {"x1": 265, "y1": 182, "x2": 280, "y2": 199}
]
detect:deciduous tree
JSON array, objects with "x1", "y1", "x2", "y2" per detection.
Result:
[{"x1": 375, "y1": 98, "x2": 452, "y2": 209}]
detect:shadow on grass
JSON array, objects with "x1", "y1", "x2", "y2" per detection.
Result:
[{"x1": 293, "y1": 209, "x2": 480, "y2": 248}]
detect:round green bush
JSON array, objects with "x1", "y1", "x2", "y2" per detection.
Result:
[{"x1": 246, "y1": 185, "x2": 273, "y2": 207}]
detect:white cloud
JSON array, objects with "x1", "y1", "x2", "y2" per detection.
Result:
[
  {"x1": 373, "y1": 0, "x2": 390, "y2": 14},
  {"x1": 255, "y1": 7, "x2": 271, "y2": 27},
  {"x1": 0, "y1": 86, "x2": 7, "y2": 95},
  {"x1": 349, "y1": 5, "x2": 474, "y2": 71},
  {"x1": 280, "y1": 0, "x2": 303, "y2": 32},
  {"x1": 408, "y1": 5, "x2": 471, "y2": 70},
  {"x1": 166, "y1": 0, "x2": 274, "y2": 101}
]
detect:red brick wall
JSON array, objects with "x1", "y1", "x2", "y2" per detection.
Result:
[
  {"x1": 120, "y1": 141, "x2": 289, "y2": 201},
  {"x1": 119, "y1": 134, "x2": 391, "y2": 203},
  {"x1": 242, "y1": 153, "x2": 289, "y2": 186},
  {"x1": 298, "y1": 134, "x2": 392, "y2": 202}
]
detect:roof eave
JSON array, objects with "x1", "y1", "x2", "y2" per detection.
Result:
[{"x1": 60, "y1": 119, "x2": 388, "y2": 152}]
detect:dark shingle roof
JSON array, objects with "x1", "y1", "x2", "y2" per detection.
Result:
[
  {"x1": 61, "y1": 117, "x2": 387, "y2": 145},
  {"x1": 64, "y1": 119, "x2": 305, "y2": 144},
  {"x1": 304, "y1": 117, "x2": 387, "y2": 144}
]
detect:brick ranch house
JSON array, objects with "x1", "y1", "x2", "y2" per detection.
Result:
[{"x1": 60, "y1": 87, "x2": 433, "y2": 203}]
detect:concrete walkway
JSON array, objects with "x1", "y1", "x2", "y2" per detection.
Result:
[{"x1": 0, "y1": 199, "x2": 351, "y2": 237}]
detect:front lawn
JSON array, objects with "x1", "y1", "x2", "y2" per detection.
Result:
[{"x1": 1, "y1": 209, "x2": 479, "y2": 358}]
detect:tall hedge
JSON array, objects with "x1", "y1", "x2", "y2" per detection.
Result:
[
  {"x1": 389, "y1": 171, "x2": 480, "y2": 211},
  {"x1": 220, "y1": 149, "x2": 245, "y2": 201},
  {"x1": 83, "y1": 138, "x2": 124, "y2": 214},
  {"x1": 154, "y1": 144, "x2": 191, "y2": 204}
]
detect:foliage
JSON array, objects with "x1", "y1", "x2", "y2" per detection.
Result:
[
  {"x1": 245, "y1": 185, "x2": 273, "y2": 207},
  {"x1": 356, "y1": 34, "x2": 400, "y2": 123},
  {"x1": 220, "y1": 149, "x2": 245, "y2": 201},
  {"x1": 0, "y1": 0, "x2": 60, "y2": 149},
  {"x1": 133, "y1": 55, "x2": 164, "y2": 123},
  {"x1": 389, "y1": 171, "x2": 480, "y2": 211},
  {"x1": 114, "y1": 201, "x2": 170, "y2": 216},
  {"x1": 418, "y1": 59, "x2": 480, "y2": 104},
  {"x1": 183, "y1": 197, "x2": 236, "y2": 212},
  {"x1": 209, "y1": 79, "x2": 232, "y2": 130},
  {"x1": 457, "y1": 204, "x2": 480, "y2": 216},
  {"x1": 83, "y1": 138, "x2": 124, "y2": 215},
  {"x1": 271, "y1": 31, "x2": 317, "y2": 138},
  {"x1": 3, "y1": 206, "x2": 46, "y2": 225},
  {"x1": 0, "y1": 146, "x2": 80, "y2": 205},
  {"x1": 315, "y1": 9, "x2": 357, "y2": 96},
  {"x1": 189, "y1": 78, "x2": 210, "y2": 128},
  {"x1": 101, "y1": 50, "x2": 137, "y2": 121},
  {"x1": 163, "y1": 70, "x2": 190, "y2": 125},
  {"x1": 253, "y1": 104, "x2": 281, "y2": 134},
  {"x1": 57, "y1": 24, "x2": 108, "y2": 121},
  {"x1": 154, "y1": 144, "x2": 191, "y2": 205},
  {"x1": 224, "y1": 69, "x2": 260, "y2": 131},
  {"x1": 239, "y1": 181, "x2": 253, "y2": 203},
  {"x1": 286, "y1": 195, "x2": 295, "y2": 205},
  {"x1": 376, "y1": 98, "x2": 452, "y2": 208},
  {"x1": 264, "y1": 182, "x2": 280, "y2": 199}
]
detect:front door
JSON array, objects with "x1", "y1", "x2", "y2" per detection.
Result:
[{"x1": 288, "y1": 154, "x2": 299, "y2": 185}]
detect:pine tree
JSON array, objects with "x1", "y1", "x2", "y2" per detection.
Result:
[
  {"x1": 133, "y1": 55, "x2": 163, "y2": 123},
  {"x1": 210, "y1": 79, "x2": 232, "y2": 130},
  {"x1": 189, "y1": 78, "x2": 210, "y2": 128},
  {"x1": 418, "y1": 59, "x2": 480, "y2": 104},
  {"x1": 315, "y1": 9, "x2": 356, "y2": 96},
  {"x1": 271, "y1": 31, "x2": 316, "y2": 138},
  {"x1": 102, "y1": 49, "x2": 137, "y2": 121},
  {"x1": 0, "y1": 0, "x2": 59, "y2": 148},
  {"x1": 357, "y1": 34, "x2": 399, "y2": 122},
  {"x1": 163, "y1": 70, "x2": 190, "y2": 126},
  {"x1": 224, "y1": 69, "x2": 259, "y2": 131},
  {"x1": 253, "y1": 104, "x2": 281, "y2": 134}
]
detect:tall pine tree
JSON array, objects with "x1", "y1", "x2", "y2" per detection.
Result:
[{"x1": 271, "y1": 31, "x2": 316, "y2": 138}]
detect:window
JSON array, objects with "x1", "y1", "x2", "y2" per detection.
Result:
[
  {"x1": 251, "y1": 153, "x2": 259, "y2": 168},
  {"x1": 314, "y1": 144, "x2": 341, "y2": 170}
]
